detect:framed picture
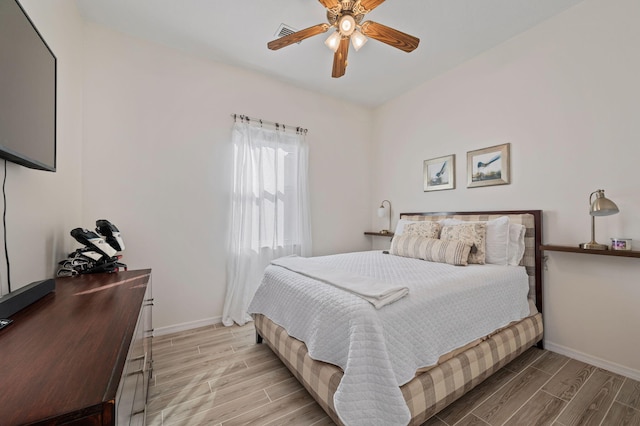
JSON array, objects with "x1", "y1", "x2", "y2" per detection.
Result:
[
  {"x1": 467, "y1": 143, "x2": 510, "y2": 188},
  {"x1": 423, "y1": 154, "x2": 455, "y2": 191}
]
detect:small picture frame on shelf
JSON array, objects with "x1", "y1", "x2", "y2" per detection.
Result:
[
  {"x1": 423, "y1": 154, "x2": 455, "y2": 192},
  {"x1": 611, "y1": 238, "x2": 632, "y2": 251},
  {"x1": 467, "y1": 143, "x2": 511, "y2": 188}
]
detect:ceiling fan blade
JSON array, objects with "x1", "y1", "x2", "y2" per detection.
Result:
[
  {"x1": 361, "y1": 21, "x2": 420, "y2": 53},
  {"x1": 359, "y1": 0, "x2": 386, "y2": 12},
  {"x1": 267, "y1": 24, "x2": 330, "y2": 50},
  {"x1": 332, "y1": 37, "x2": 349, "y2": 78},
  {"x1": 318, "y1": 0, "x2": 339, "y2": 8}
]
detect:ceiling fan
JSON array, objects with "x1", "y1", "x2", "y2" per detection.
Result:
[{"x1": 267, "y1": 0, "x2": 420, "y2": 78}]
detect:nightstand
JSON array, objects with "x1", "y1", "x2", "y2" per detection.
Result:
[
  {"x1": 364, "y1": 231, "x2": 394, "y2": 238},
  {"x1": 541, "y1": 244, "x2": 640, "y2": 259}
]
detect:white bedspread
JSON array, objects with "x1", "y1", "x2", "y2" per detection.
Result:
[
  {"x1": 248, "y1": 251, "x2": 530, "y2": 426},
  {"x1": 272, "y1": 255, "x2": 409, "y2": 308}
]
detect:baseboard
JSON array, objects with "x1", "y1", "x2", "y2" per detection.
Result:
[
  {"x1": 545, "y1": 340, "x2": 640, "y2": 381},
  {"x1": 154, "y1": 315, "x2": 222, "y2": 337}
]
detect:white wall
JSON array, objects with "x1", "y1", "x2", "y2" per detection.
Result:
[
  {"x1": 11, "y1": 0, "x2": 637, "y2": 382},
  {"x1": 372, "y1": 0, "x2": 640, "y2": 378},
  {"x1": 81, "y1": 23, "x2": 373, "y2": 330},
  {"x1": 0, "y1": 0, "x2": 84, "y2": 295}
]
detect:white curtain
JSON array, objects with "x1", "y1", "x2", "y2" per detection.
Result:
[{"x1": 222, "y1": 122, "x2": 312, "y2": 326}]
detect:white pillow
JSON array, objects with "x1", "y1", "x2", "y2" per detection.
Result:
[
  {"x1": 441, "y1": 216, "x2": 510, "y2": 265},
  {"x1": 507, "y1": 223, "x2": 526, "y2": 265}
]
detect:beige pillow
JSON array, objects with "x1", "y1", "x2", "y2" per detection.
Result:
[
  {"x1": 390, "y1": 234, "x2": 472, "y2": 266},
  {"x1": 390, "y1": 234, "x2": 428, "y2": 260},
  {"x1": 440, "y1": 222, "x2": 487, "y2": 264},
  {"x1": 404, "y1": 221, "x2": 441, "y2": 239},
  {"x1": 422, "y1": 238, "x2": 472, "y2": 266}
]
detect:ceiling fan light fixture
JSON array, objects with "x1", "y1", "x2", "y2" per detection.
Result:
[
  {"x1": 266, "y1": 0, "x2": 421, "y2": 78},
  {"x1": 338, "y1": 14, "x2": 356, "y2": 36},
  {"x1": 324, "y1": 31, "x2": 342, "y2": 52},
  {"x1": 351, "y1": 29, "x2": 367, "y2": 51}
]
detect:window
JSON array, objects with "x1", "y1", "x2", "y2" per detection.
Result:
[{"x1": 223, "y1": 122, "x2": 311, "y2": 326}]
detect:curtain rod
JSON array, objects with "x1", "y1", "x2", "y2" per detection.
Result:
[{"x1": 231, "y1": 114, "x2": 308, "y2": 134}]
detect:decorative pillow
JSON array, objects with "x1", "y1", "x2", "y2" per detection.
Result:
[
  {"x1": 440, "y1": 222, "x2": 487, "y2": 264},
  {"x1": 390, "y1": 234, "x2": 428, "y2": 260},
  {"x1": 404, "y1": 221, "x2": 441, "y2": 239},
  {"x1": 422, "y1": 238, "x2": 472, "y2": 266},
  {"x1": 507, "y1": 223, "x2": 526, "y2": 265},
  {"x1": 390, "y1": 234, "x2": 471, "y2": 266},
  {"x1": 393, "y1": 219, "x2": 420, "y2": 237},
  {"x1": 440, "y1": 216, "x2": 509, "y2": 265}
]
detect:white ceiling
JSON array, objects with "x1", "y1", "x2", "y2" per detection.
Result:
[{"x1": 75, "y1": 0, "x2": 584, "y2": 108}]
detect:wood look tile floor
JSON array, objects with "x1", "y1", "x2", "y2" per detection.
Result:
[{"x1": 147, "y1": 323, "x2": 640, "y2": 426}]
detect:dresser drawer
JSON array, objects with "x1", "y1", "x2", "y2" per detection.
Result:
[{"x1": 117, "y1": 283, "x2": 153, "y2": 425}]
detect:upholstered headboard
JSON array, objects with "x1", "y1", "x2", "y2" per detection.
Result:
[{"x1": 399, "y1": 210, "x2": 543, "y2": 314}]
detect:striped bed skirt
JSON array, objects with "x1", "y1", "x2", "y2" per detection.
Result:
[{"x1": 253, "y1": 312, "x2": 543, "y2": 426}]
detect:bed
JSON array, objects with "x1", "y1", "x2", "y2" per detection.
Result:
[{"x1": 249, "y1": 210, "x2": 543, "y2": 426}]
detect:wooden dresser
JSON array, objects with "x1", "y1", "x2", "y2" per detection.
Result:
[{"x1": 0, "y1": 269, "x2": 153, "y2": 425}]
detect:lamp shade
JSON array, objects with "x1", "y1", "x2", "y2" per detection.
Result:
[
  {"x1": 351, "y1": 30, "x2": 367, "y2": 51},
  {"x1": 377, "y1": 206, "x2": 386, "y2": 218},
  {"x1": 590, "y1": 189, "x2": 619, "y2": 216},
  {"x1": 324, "y1": 31, "x2": 341, "y2": 52}
]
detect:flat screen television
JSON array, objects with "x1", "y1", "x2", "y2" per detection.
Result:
[{"x1": 0, "y1": 0, "x2": 56, "y2": 172}]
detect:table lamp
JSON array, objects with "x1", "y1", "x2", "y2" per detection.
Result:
[
  {"x1": 579, "y1": 189, "x2": 619, "y2": 250},
  {"x1": 377, "y1": 200, "x2": 391, "y2": 234}
]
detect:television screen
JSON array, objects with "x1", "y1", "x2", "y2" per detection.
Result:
[{"x1": 0, "y1": 0, "x2": 56, "y2": 172}]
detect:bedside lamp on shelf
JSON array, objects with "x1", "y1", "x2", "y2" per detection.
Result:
[
  {"x1": 377, "y1": 200, "x2": 392, "y2": 235},
  {"x1": 580, "y1": 189, "x2": 619, "y2": 250}
]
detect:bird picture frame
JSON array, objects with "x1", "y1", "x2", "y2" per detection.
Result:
[
  {"x1": 467, "y1": 143, "x2": 511, "y2": 188},
  {"x1": 423, "y1": 154, "x2": 455, "y2": 191}
]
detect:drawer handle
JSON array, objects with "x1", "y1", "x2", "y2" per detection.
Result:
[
  {"x1": 128, "y1": 352, "x2": 148, "y2": 376},
  {"x1": 132, "y1": 408, "x2": 145, "y2": 416},
  {"x1": 128, "y1": 367, "x2": 144, "y2": 376}
]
